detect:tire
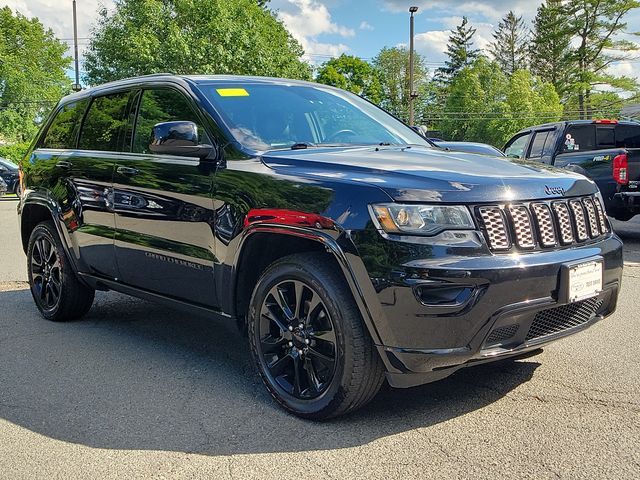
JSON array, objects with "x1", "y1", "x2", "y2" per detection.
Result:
[
  {"x1": 248, "y1": 253, "x2": 385, "y2": 420},
  {"x1": 613, "y1": 212, "x2": 635, "y2": 222},
  {"x1": 13, "y1": 182, "x2": 20, "y2": 196},
  {"x1": 27, "y1": 221, "x2": 95, "y2": 321}
]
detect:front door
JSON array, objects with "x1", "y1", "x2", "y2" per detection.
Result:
[{"x1": 113, "y1": 87, "x2": 218, "y2": 307}]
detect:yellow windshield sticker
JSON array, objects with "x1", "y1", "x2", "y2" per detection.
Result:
[{"x1": 216, "y1": 88, "x2": 249, "y2": 97}]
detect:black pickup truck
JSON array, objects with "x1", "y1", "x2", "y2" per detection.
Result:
[{"x1": 504, "y1": 120, "x2": 640, "y2": 221}]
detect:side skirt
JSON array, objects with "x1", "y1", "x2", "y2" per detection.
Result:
[{"x1": 77, "y1": 273, "x2": 233, "y2": 323}]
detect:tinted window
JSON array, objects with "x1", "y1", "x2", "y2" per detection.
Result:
[
  {"x1": 504, "y1": 133, "x2": 530, "y2": 158},
  {"x1": 133, "y1": 89, "x2": 205, "y2": 154},
  {"x1": 596, "y1": 127, "x2": 615, "y2": 147},
  {"x1": 78, "y1": 92, "x2": 132, "y2": 152},
  {"x1": 529, "y1": 131, "x2": 551, "y2": 158},
  {"x1": 615, "y1": 125, "x2": 640, "y2": 148},
  {"x1": 40, "y1": 100, "x2": 88, "y2": 149},
  {"x1": 563, "y1": 125, "x2": 595, "y2": 152}
]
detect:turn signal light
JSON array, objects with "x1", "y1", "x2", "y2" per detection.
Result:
[{"x1": 613, "y1": 153, "x2": 628, "y2": 185}]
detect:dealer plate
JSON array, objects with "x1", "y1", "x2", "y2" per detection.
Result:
[{"x1": 568, "y1": 261, "x2": 602, "y2": 303}]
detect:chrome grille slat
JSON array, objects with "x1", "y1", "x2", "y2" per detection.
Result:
[
  {"x1": 507, "y1": 205, "x2": 535, "y2": 248},
  {"x1": 531, "y1": 203, "x2": 556, "y2": 247},
  {"x1": 582, "y1": 197, "x2": 600, "y2": 238},
  {"x1": 478, "y1": 195, "x2": 607, "y2": 252},
  {"x1": 478, "y1": 206, "x2": 510, "y2": 250},
  {"x1": 553, "y1": 202, "x2": 574, "y2": 244},
  {"x1": 569, "y1": 199, "x2": 589, "y2": 241},
  {"x1": 593, "y1": 197, "x2": 609, "y2": 233}
]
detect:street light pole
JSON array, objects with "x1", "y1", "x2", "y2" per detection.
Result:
[
  {"x1": 72, "y1": 0, "x2": 81, "y2": 92},
  {"x1": 408, "y1": 6, "x2": 418, "y2": 126}
]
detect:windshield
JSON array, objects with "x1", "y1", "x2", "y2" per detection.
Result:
[
  {"x1": 200, "y1": 83, "x2": 430, "y2": 151},
  {"x1": 0, "y1": 159, "x2": 18, "y2": 170}
]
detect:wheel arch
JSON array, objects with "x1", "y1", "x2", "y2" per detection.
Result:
[{"x1": 230, "y1": 225, "x2": 385, "y2": 349}]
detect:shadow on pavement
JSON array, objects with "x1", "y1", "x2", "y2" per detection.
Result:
[{"x1": 0, "y1": 286, "x2": 538, "y2": 456}]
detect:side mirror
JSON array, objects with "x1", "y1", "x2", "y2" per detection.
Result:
[{"x1": 149, "y1": 121, "x2": 213, "y2": 159}]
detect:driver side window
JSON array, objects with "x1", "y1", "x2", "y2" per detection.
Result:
[{"x1": 504, "y1": 133, "x2": 531, "y2": 158}]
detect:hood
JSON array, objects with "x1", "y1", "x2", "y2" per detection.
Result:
[{"x1": 262, "y1": 145, "x2": 597, "y2": 203}]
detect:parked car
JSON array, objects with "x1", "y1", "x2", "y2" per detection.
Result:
[
  {"x1": 0, "y1": 176, "x2": 7, "y2": 196},
  {"x1": 434, "y1": 141, "x2": 506, "y2": 157},
  {"x1": 20, "y1": 75, "x2": 623, "y2": 419},
  {"x1": 0, "y1": 157, "x2": 20, "y2": 195},
  {"x1": 504, "y1": 120, "x2": 640, "y2": 221}
]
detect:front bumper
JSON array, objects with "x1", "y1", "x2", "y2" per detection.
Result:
[{"x1": 349, "y1": 231, "x2": 623, "y2": 388}]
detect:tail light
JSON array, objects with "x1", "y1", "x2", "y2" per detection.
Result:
[{"x1": 613, "y1": 153, "x2": 628, "y2": 185}]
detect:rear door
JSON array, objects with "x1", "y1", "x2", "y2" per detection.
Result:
[
  {"x1": 64, "y1": 90, "x2": 134, "y2": 278},
  {"x1": 112, "y1": 87, "x2": 218, "y2": 306}
]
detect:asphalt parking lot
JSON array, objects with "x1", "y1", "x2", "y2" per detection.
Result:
[{"x1": 0, "y1": 197, "x2": 639, "y2": 479}]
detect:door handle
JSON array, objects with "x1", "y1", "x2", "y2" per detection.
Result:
[
  {"x1": 116, "y1": 166, "x2": 140, "y2": 176},
  {"x1": 55, "y1": 161, "x2": 72, "y2": 169}
]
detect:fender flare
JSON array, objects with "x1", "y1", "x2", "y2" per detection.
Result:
[{"x1": 231, "y1": 224, "x2": 386, "y2": 348}]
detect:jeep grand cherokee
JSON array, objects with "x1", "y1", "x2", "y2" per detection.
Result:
[{"x1": 19, "y1": 75, "x2": 623, "y2": 419}]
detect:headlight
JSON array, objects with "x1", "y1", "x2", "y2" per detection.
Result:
[{"x1": 370, "y1": 204, "x2": 475, "y2": 235}]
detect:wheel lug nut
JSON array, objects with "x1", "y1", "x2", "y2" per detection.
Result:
[
  {"x1": 299, "y1": 323, "x2": 304, "y2": 328},
  {"x1": 288, "y1": 341, "x2": 293, "y2": 347},
  {"x1": 305, "y1": 339, "x2": 310, "y2": 344},
  {"x1": 288, "y1": 326, "x2": 293, "y2": 331}
]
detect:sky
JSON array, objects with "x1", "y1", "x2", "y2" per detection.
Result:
[{"x1": 2, "y1": 0, "x2": 639, "y2": 82}]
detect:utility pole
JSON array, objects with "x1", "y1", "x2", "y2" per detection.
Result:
[
  {"x1": 72, "y1": 0, "x2": 81, "y2": 92},
  {"x1": 408, "y1": 6, "x2": 418, "y2": 125}
]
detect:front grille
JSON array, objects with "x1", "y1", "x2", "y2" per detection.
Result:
[
  {"x1": 478, "y1": 196, "x2": 609, "y2": 252},
  {"x1": 526, "y1": 297, "x2": 603, "y2": 341}
]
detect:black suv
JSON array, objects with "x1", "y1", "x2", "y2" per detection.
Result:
[{"x1": 19, "y1": 75, "x2": 623, "y2": 419}]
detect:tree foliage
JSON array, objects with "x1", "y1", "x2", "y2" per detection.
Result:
[
  {"x1": 489, "y1": 11, "x2": 529, "y2": 75},
  {"x1": 530, "y1": 0, "x2": 573, "y2": 97},
  {"x1": 438, "y1": 17, "x2": 480, "y2": 80},
  {"x1": 316, "y1": 55, "x2": 382, "y2": 103},
  {"x1": 438, "y1": 58, "x2": 562, "y2": 146},
  {"x1": 371, "y1": 46, "x2": 430, "y2": 122},
  {"x1": 0, "y1": 7, "x2": 71, "y2": 143},
  {"x1": 84, "y1": 0, "x2": 311, "y2": 85},
  {"x1": 565, "y1": 0, "x2": 640, "y2": 118}
]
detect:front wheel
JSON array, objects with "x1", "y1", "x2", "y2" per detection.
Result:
[
  {"x1": 27, "y1": 221, "x2": 95, "y2": 321},
  {"x1": 248, "y1": 253, "x2": 384, "y2": 420}
]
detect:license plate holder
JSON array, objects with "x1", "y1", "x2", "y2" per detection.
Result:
[{"x1": 558, "y1": 258, "x2": 603, "y2": 304}]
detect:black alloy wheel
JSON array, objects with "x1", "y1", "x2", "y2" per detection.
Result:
[
  {"x1": 30, "y1": 234, "x2": 63, "y2": 312},
  {"x1": 27, "y1": 221, "x2": 95, "y2": 321},
  {"x1": 248, "y1": 253, "x2": 385, "y2": 420},
  {"x1": 258, "y1": 279, "x2": 338, "y2": 399}
]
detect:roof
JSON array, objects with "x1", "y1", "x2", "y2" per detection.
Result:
[{"x1": 58, "y1": 74, "x2": 323, "y2": 106}]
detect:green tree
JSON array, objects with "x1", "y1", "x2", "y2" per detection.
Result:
[
  {"x1": 437, "y1": 58, "x2": 562, "y2": 146},
  {"x1": 372, "y1": 46, "x2": 429, "y2": 122},
  {"x1": 530, "y1": 0, "x2": 573, "y2": 98},
  {"x1": 489, "y1": 11, "x2": 529, "y2": 75},
  {"x1": 316, "y1": 55, "x2": 382, "y2": 103},
  {"x1": 0, "y1": 7, "x2": 71, "y2": 143},
  {"x1": 84, "y1": 0, "x2": 311, "y2": 85},
  {"x1": 438, "y1": 16, "x2": 480, "y2": 80},
  {"x1": 566, "y1": 0, "x2": 640, "y2": 118}
]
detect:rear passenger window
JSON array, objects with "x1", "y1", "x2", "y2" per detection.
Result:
[
  {"x1": 615, "y1": 125, "x2": 640, "y2": 148},
  {"x1": 78, "y1": 91, "x2": 132, "y2": 152},
  {"x1": 40, "y1": 100, "x2": 88, "y2": 149},
  {"x1": 529, "y1": 131, "x2": 551, "y2": 158},
  {"x1": 563, "y1": 125, "x2": 595, "y2": 152},
  {"x1": 133, "y1": 89, "x2": 206, "y2": 154}
]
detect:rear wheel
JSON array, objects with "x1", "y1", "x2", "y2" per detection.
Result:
[
  {"x1": 27, "y1": 221, "x2": 95, "y2": 321},
  {"x1": 248, "y1": 253, "x2": 384, "y2": 420}
]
